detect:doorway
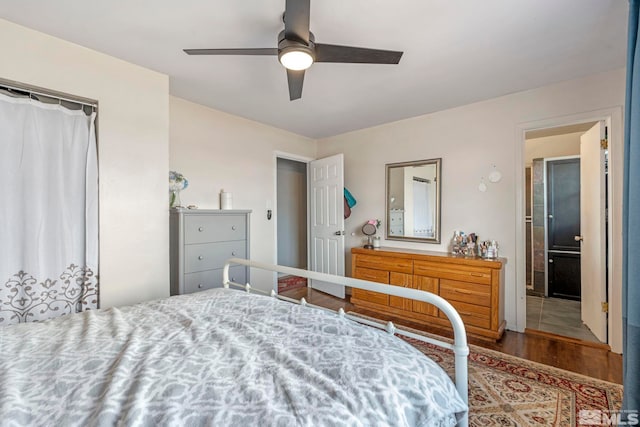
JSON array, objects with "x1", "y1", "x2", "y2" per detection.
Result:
[
  {"x1": 274, "y1": 152, "x2": 346, "y2": 298},
  {"x1": 524, "y1": 122, "x2": 608, "y2": 344},
  {"x1": 546, "y1": 157, "x2": 581, "y2": 301},
  {"x1": 276, "y1": 157, "x2": 308, "y2": 293}
]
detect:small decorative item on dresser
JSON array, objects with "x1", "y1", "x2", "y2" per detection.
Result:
[
  {"x1": 362, "y1": 223, "x2": 376, "y2": 249},
  {"x1": 220, "y1": 189, "x2": 233, "y2": 210},
  {"x1": 478, "y1": 240, "x2": 499, "y2": 258},
  {"x1": 451, "y1": 230, "x2": 478, "y2": 256},
  {"x1": 451, "y1": 230, "x2": 464, "y2": 254},
  {"x1": 373, "y1": 236, "x2": 381, "y2": 248},
  {"x1": 169, "y1": 171, "x2": 189, "y2": 208},
  {"x1": 362, "y1": 219, "x2": 381, "y2": 249}
]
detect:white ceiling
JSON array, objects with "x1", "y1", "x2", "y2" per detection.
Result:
[{"x1": 0, "y1": 0, "x2": 628, "y2": 139}]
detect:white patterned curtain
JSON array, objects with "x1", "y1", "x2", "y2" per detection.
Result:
[
  {"x1": 0, "y1": 92, "x2": 98, "y2": 325},
  {"x1": 412, "y1": 179, "x2": 432, "y2": 237}
]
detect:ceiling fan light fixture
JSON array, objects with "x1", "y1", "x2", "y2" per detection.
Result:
[
  {"x1": 184, "y1": 5, "x2": 404, "y2": 100},
  {"x1": 279, "y1": 47, "x2": 314, "y2": 70}
]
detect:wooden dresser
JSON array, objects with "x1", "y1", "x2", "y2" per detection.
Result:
[
  {"x1": 170, "y1": 209, "x2": 251, "y2": 295},
  {"x1": 351, "y1": 247, "x2": 506, "y2": 340}
]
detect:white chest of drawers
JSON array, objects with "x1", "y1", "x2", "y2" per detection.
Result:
[{"x1": 170, "y1": 209, "x2": 251, "y2": 295}]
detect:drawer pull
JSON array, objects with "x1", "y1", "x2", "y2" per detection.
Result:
[
  {"x1": 198, "y1": 227, "x2": 204, "y2": 232},
  {"x1": 198, "y1": 283, "x2": 203, "y2": 289},
  {"x1": 198, "y1": 255, "x2": 203, "y2": 260},
  {"x1": 454, "y1": 288, "x2": 473, "y2": 295},
  {"x1": 232, "y1": 226, "x2": 236, "y2": 231},
  {"x1": 470, "y1": 272, "x2": 485, "y2": 277},
  {"x1": 458, "y1": 311, "x2": 477, "y2": 317}
]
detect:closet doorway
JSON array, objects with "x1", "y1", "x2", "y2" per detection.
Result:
[
  {"x1": 0, "y1": 79, "x2": 99, "y2": 325},
  {"x1": 524, "y1": 121, "x2": 608, "y2": 345}
]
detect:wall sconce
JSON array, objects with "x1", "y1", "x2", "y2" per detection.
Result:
[
  {"x1": 478, "y1": 177, "x2": 487, "y2": 192},
  {"x1": 488, "y1": 165, "x2": 502, "y2": 183}
]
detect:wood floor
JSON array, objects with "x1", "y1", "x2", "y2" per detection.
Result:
[{"x1": 280, "y1": 287, "x2": 623, "y2": 384}]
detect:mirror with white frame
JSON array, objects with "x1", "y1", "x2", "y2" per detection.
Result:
[{"x1": 386, "y1": 158, "x2": 441, "y2": 244}]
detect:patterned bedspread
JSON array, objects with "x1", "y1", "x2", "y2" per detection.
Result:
[{"x1": 0, "y1": 289, "x2": 467, "y2": 426}]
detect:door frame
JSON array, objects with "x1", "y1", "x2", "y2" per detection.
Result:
[
  {"x1": 543, "y1": 155, "x2": 581, "y2": 298},
  {"x1": 515, "y1": 107, "x2": 623, "y2": 353},
  {"x1": 273, "y1": 151, "x2": 314, "y2": 292}
]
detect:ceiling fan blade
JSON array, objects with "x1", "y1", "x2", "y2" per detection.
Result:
[
  {"x1": 315, "y1": 44, "x2": 403, "y2": 64},
  {"x1": 287, "y1": 69, "x2": 305, "y2": 101},
  {"x1": 184, "y1": 48, "x2": 278, "y2": 55},
  {"x1": 284, "y1": 0, "x2": 310, "y2": 43}
]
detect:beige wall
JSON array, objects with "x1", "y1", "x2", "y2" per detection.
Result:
[
  {"x1": 525, "y1": 132, "x2": 582, "y2": 165},
  {"x1": 0, "y1": 19, "x2": 170, "y2": 308},
  {"x1": 1, "y1": 17, "x2": 625, "y2": 351},
  {"x1": 169, "y1": 97, "x2": 315, "y2": 291},
  {"x1": 316, "y1": 68, "x2": 625, "y2": 342}
]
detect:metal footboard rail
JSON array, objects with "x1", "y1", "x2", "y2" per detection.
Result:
[{"x1": 223, "y1": 258, "x2": 470, "y2": 427}]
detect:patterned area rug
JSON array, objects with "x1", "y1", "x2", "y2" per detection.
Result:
[
  {"x1": 350, "y1": 314, "x2": 623, "y2": 426},
  {"x1": 277, "y1": 275, "x2": 307, "y2": 293}
]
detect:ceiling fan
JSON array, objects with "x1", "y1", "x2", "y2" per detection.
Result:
[{"x1": 183, "y1": 0, "x2": 403, "y2": 101}]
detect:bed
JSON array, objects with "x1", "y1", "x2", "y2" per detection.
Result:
[{"x1": 0, "y1": 258, "x2": 469, "y2": 427}]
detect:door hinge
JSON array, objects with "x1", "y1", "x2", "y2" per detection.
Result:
[
  {"x1": 601, "y1": 302, "x2": 609, "y2": 313},
  {"x1": 601, "y1": 138, "x2": 608, "y2": 150}
]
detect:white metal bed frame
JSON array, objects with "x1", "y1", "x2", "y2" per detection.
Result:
[{"x1": 223, "y1": 258, "x2": 470, "y2": 427}]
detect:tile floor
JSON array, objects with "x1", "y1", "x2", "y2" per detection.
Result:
[{"x1": 526, "y1": 296, "x2": 601, "y2": 343}]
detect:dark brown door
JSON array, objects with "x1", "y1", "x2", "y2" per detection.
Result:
[{"x1": 547, "y1": 158, "x2": 581, "y2": 301}]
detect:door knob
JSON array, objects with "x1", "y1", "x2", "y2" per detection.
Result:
[
  {"x1": 574, "y1": 235, "x2": 583, "y2": 242},
  {"x1": 549, "y1": 259, "x2": 554, "y2": 263}
]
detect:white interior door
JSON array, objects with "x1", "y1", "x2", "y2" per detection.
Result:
[
  {"x1": 580, "y1": 121, "x2": 607, "y2": 342},
  {"x1": 309, "y1": 153, "x2": 345, "y2": 298}
]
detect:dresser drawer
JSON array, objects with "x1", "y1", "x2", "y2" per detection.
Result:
[
  {"x1": 389, "y1": 272, "x2": 413, "y2": 311},
  {"x1": 352, "y1": 267, "x2": 390, "y2": 306},
  {"x1": 354, "y1": 267, "x2": 389, "y2": 283},
  {"x1": 414, "y1": 260, "x2": 492, "y2": 285},
  {"x1": 439, "y1": 279, "x2": 491, "y2": 307},
  {"x1": 439, "y1": 300, "x2": 490, "y2": 329},
  {"x1": 184, "y1": 241, "x2": 247, "y2": 273},
  {"x1": 355, "y1": 254, "x2": 413, "y2": 274},
  {"x1": 411, "y1": 275, "x2": 439, "y2": 317},
  {"x1": 352, "y1": 289, "x2": 390, "y2": 306},
  {"x1": 184, "y1": 215, "x2": 246, "y2": 244},
  {"x1": 183, "y1": 265, "x2": 247, "y2": 294}
]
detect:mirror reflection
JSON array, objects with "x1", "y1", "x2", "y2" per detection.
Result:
[{"x1": 386, "y1": 158, "x2": 441, "y2": 243}]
